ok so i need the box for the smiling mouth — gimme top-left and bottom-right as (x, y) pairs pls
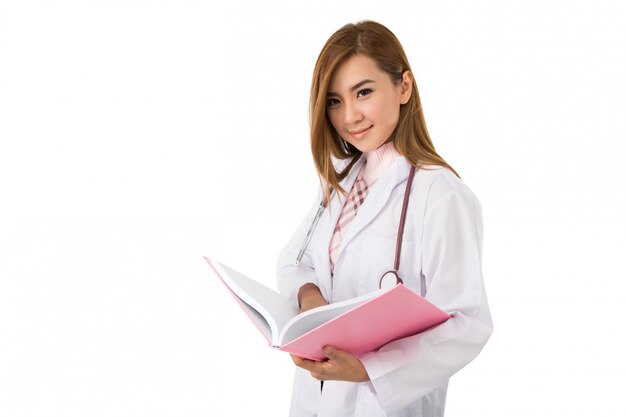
(349, 125), (373, 136)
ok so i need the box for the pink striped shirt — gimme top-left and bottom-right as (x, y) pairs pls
(329, 141), (400, 274)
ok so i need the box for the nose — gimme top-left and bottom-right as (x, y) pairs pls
(343, 100), (363, 127)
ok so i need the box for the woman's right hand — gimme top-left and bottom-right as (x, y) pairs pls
(297, 283), (328, 312)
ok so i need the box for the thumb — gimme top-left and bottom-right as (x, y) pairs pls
(323, 345), (339, 359)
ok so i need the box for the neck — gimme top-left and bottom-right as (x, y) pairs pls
(361, 142), (400, 186)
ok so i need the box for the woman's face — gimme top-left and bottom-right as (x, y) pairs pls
(326, 54), (412, 153)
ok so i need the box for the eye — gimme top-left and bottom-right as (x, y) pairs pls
(326, 97), (340, 107)
(357, 88), (373, 98)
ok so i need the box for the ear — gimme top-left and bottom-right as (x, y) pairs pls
(399, 70), (413, 105)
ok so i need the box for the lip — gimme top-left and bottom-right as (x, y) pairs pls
(349, 125), (373, 139)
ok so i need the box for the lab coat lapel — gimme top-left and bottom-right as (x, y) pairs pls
(311, 157), (366, 288)
(336, 157), (411, 261)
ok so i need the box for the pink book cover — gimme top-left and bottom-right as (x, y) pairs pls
(206, 257), (451, 361)
(281, 285), (451, 361)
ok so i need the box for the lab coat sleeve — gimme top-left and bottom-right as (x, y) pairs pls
(276, 190), (324, 310)
(359, 178), (493, 415)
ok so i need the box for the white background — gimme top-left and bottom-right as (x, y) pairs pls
(1, 0), (625, 416)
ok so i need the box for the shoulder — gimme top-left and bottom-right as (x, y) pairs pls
(415, 164), (481, 212)
(331, 154), (353, 169)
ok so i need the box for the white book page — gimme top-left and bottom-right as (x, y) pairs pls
(211, 260), (299, 345)
(278, 289), (383, 345)
(231, 293), (273, 343)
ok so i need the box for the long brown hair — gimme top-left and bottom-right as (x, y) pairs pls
(309, 20), (459, 204)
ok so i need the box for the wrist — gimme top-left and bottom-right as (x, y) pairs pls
(298, 283), (327, 312)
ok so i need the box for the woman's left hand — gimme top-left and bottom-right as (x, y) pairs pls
(291, 346), (370, 382)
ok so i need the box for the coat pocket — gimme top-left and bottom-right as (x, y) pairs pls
(357, 236), (422, 295)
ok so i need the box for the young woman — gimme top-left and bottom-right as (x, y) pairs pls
(276, 20), (493, 417)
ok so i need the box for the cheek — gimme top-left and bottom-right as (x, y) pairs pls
(378, 100), (400, 129)
(327, 111), (343, 133)
(366, 96), (395, 123)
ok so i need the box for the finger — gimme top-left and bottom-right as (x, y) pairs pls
(319, 347), (368, 382)
(291, 354), (319, 369)
(323, 345), (338, 360)
(323, 345), (351, 363)
(310, 371), (325, 381)
(292, 356), (322, 374)
(290, 354), (303, 366)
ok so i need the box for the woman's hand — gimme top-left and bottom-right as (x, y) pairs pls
(291, 346), (370, 382)
(298, 283), (328, 312)
(294, 285), (368, 381)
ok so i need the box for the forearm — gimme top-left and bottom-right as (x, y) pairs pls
(297, 283), (328, 312)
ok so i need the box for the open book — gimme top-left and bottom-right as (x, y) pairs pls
(206, 257), (451, 361)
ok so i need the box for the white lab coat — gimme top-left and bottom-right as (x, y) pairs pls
(277, 155), (493, 417)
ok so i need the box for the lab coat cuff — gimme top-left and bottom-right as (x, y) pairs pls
(360, 352), (396, 414)
(284, 274), (319, 310)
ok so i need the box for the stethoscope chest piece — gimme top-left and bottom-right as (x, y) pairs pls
(379, 270), (403, 289)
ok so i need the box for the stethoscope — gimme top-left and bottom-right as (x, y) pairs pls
(294, 165), (416, 290)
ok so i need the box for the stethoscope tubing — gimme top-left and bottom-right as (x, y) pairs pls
(294, 200), (326, 266)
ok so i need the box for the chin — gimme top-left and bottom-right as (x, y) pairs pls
(355, 142), (384, 153)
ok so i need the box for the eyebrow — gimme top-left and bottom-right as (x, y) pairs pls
(327, 79), (376, 97)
